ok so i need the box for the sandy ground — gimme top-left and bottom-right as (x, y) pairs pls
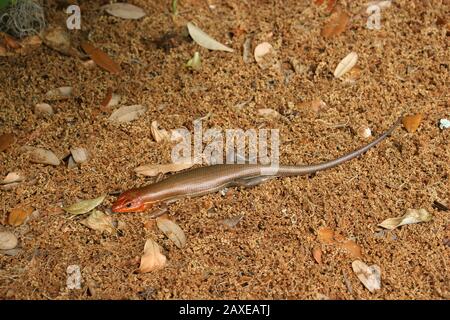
(0, 0), (449, 299)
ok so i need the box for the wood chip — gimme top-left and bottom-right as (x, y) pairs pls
(80, 210), (116, 234)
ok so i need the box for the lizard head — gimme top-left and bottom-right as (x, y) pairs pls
(112, 190), (152, 213)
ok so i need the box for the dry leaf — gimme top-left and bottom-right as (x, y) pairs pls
(101, 88), (120, 110)
(45, 86), (73, 101)
(312, 246), (322, 264)
(187, 22), (234, 52)
(357, 126), (372, 139)
(378, 208), (432, 230)
(402, 114), (423, 133)
(220, 214), (245, 228)
(151, 121), (171, 142)
(343, 66), (362, 83)
(80, 210), (116, 234)
(67, 155), (77, 169)
(102, 3), (146, 19)
(17, 35), (42, 55)
(135, 162), (194, 177)
(35, 103), (54, 116)
(81, 42), (121, 74)
(8, 206), (34, 226)
(139, 239), (167, 273)
(70, 147), (89, 164)
(257, 108), (281, 119)
(109, 105), (147, 123)
(321, 9), (350, 38)
(352, 260), (381, 293)
(2, 32), (21, 49)
(156, 217), (186, 249)
(41, 27), (78, 56)
(63, 194), (107, 215)
(0, 231), (18, 250)
(24, 147), (60, 166)
(254, 42), (278, 69)
(0, 133), (15, 152)
(339, 240), (362, 259)
(1, 172), (24, 185)
(334, 52), (358, 78)
(317, 227), (335, 244)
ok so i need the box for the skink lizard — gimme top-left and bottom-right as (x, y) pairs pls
(112, 117), (400, 215)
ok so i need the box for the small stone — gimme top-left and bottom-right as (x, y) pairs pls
(0, 231), (18, 250)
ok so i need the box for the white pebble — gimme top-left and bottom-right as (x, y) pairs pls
(438, 118), (450, 130)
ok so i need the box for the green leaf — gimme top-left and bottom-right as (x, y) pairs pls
(64, 194), (106, 215)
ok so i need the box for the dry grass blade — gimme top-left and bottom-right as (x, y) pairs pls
(156, 217), (186, 249)
(81, 42), (121, 74)
(139, 239), (167, 273)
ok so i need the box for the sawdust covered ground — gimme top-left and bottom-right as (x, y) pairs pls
(0, 0), (449, 299)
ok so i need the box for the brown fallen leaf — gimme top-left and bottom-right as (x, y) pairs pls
(139, 239), (167, 273)
(312, 246), (322, 264)
(80, 210), (116, 234)
(156, 217), (187, 249)
(0, 133), (15, 152)
(81, 42), (121, 74)
(402, 113), (423, 133)
(24, 147), (60, 166)
(321, 7), (350, 38)
(1, 32), (21, 49)
(1, 172), (25, 185)
(8, 206), (34, 226)
(41, 26), (79, 57)
(109, 105), (147, 123)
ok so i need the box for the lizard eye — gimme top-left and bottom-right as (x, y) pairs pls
(126, 202), (132, 208)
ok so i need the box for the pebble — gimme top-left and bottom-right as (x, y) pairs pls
(0, 231), (18, 250)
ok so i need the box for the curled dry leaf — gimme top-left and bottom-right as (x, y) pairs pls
(70, 147), (89, 164)
(80, 210), (116, 234)
(257, 108), (281, 119)
(187, 22), (234, 52)
(8, 206), (34, 226)
(352, 260), (381, 293)
(156, 217), (187, 249)
(139, 239), (167, 273)
(102, 3), (146, 19)
(334, 52), (358, 78)
(63, 194), (106, 215)
(312, 246), (323, 264)
(0, 231), (18, 250)
(45, 86), (73, 101)
(41, 26), (78, 57)
(220, 214), (245, 228)
(402, 113), (423, 133)
(81, 42), (121, 74)
(254, 42), (278, 70)
(1, 172), (24, 185)
(0, 133), (15, 152)
(321, 8), (350, 38)
(151, 121), (171, 142)
(109, 105), (147, 123)
(378, 208), (432, 230)
(35, 103), (54, 116)
(135, 162), (194, 177)
(25, 147), (60, 166)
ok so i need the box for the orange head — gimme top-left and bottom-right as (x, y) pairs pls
(112, 190), (153, 213)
